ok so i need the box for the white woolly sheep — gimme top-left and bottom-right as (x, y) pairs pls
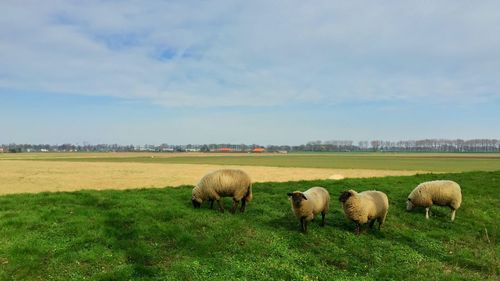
(191, 169), (253, 213)
(339, 190), (389, 235)
(287, 186), (330, 233)
(406, 180), (462, 221)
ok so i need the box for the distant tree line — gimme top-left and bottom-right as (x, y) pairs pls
(0, 143), (265, 153)
(367, 139), (500, 152)
(1, 139), (499, 153)
(290, 139), (500, 152)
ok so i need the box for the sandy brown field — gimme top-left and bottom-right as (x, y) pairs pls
(0, 160), (427, 195)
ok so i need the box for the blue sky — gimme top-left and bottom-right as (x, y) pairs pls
(1, 1), (499, 145)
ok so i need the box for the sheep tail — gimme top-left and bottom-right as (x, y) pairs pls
(244, 183), (253, 202)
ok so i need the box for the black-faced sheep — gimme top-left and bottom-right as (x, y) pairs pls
(287, 186), (330, 233)
(191, 169), (253, 213)
(339, 190), (389, 235)
(406, 180), (462, 221)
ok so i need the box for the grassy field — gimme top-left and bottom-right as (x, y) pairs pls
(4, 152), (499, 172)
(0, 171), (498, 280)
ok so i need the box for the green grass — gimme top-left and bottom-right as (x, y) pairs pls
(0, 171), (498, 280)
(25, 153), (500, 172)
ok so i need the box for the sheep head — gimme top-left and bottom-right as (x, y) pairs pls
(192, 186), (203, 208)
(406, 198), (414, 211)
(192, 196), (202, 208)
(339, 190), (356, 203)
(287, 192), (307, 208)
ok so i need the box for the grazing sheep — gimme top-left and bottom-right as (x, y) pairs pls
(191, 169), (253, 213)
(406, 180), (462, 221)
(339, 190), (389, 235)
(287, 187), (330, 233)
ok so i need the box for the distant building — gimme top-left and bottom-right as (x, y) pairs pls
(252, 148), (265, 153)
(0, 148), (3, 153)
(216, 148), (234, 152)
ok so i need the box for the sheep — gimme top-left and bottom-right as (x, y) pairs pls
(191, 169), (253, 213)
(406, 180), (462, 221)
(339, 190), (389, 235)
(287, 187), (330, 233)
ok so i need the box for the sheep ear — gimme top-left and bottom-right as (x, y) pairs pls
(301, 193), (307, 200)
(287, 192), (293, 197)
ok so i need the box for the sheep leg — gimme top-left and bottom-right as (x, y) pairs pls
(451, 209), (456, 221)
(230, 199), (239, 214)
(240, 199), (246, 213)
(369, 219), (375, 229)
(379, 213), (387, 230)
(217, 199), (224, 213)
(209, 199), (214, 209)
(300, 217), (308, 233)
(425, 207), (430, 219)
(320, 212), (326, 227)
(378, 218), (384, 230)
(355, 222), (361, 236)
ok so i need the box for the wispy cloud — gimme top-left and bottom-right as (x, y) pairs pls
(1, 0), (499, 108)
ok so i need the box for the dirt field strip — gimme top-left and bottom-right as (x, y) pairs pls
(0, 160), (428, 195)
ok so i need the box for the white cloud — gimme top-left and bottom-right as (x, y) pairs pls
(1, 0), (499, 107)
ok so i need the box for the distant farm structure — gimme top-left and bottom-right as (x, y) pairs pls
(209, 144), (265, 153)
(1, 139), (500, 153)
(216, 147), (234, 153)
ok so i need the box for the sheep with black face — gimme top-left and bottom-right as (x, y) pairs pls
(287, 186), (330, 233)
(339, 190), (389, 235)
(191, 169), (253, 213)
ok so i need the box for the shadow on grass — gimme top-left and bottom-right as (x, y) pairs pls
(263, 209), (363, 235)
(266, 213), (304, 232)
(395, 231), (492, 274)
(103, 210), (157, 278)
(335, 219), (389, 237)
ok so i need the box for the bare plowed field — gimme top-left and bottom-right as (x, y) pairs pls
(0, 160), (426, 195)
